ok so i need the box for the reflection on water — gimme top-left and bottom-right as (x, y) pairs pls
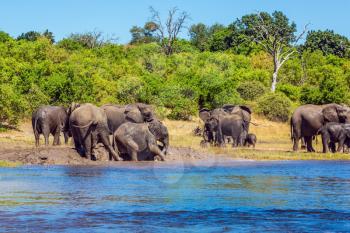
(1, 161), (350, 232)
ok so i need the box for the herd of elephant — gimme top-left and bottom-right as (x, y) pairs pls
(32, 103), (169, 161)
(31, 102), (350, 161)
(198, 103), (350, 154)
(198, 104), (257, 148)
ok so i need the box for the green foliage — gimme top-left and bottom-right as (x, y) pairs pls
(130, 21), (158, 44)
(1, 20), (350, 126)
(304, 30), (350, 58)
(17, 30), (54, 43)
(300, 65), (350, 104)
(0, 84), (26, 125)
(237, 80), (267, 100)
(0, 31), (12, 42)
(257, 93), (292, 122)
(276, 84), (301, 102)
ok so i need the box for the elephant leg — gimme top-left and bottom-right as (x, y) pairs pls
(292, 136), (300, 151)
(43, 127), (50, 146)
(300, 137), (306, 150)
(99, 131), (122, 161)
(83, 133), (92, 160)
(337, 137), (346, 153)
(34, 132), (40, 147)
(64, 132), (69, 145)
(304, 136), (314, 152)
(71, 128), (82, 154)
(53, 128), (61, 146)
(149, 144), (165, 161)
(321, 133), (329, 153)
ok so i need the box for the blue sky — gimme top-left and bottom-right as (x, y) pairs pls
(1, 0), (349, 44)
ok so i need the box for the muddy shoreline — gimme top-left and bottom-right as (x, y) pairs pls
(0, 142), (236, 166)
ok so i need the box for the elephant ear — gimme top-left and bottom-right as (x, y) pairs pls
(322, 105), (339, 122)
(136, 103), (154, 121)
(199, 108), (211, 122)
(239, 105), (252, 114)
(125, 105), (142, 122)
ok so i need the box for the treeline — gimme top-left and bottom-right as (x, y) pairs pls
(0, 10), (350, 126)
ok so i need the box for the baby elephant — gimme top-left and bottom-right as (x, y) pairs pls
(244, 133), (257, 148)
(113, 122), (165, 161)
(318, 122), (350, 153)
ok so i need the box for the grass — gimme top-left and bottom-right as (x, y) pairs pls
(0, 160), (22, 167)
(163, 114), (350, 160)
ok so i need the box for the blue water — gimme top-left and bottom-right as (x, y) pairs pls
(0, 161), (350, 232)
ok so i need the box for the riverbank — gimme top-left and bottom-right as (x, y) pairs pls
(0, 115), (349, 167)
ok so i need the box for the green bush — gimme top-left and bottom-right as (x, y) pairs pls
(0, 84), (26, 126)
(276, 84), (301, 102)
(257, 93), (292, 122)
(300, 65), (349, 104)
(237, 80), (267, 100)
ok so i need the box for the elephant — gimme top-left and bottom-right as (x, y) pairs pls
(291, 104), (350, 152)
(113, 122), (166, 161)
(205, 114), (246, 147)
(32, 105), (69, 147)
(244, 133), (257, 148)
(101, 103), (155, 134)
(68, 103), (122, 161)
(317, 122), (350, 153)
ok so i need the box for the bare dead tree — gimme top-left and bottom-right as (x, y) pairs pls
(246, 12), (309, 92)
(150, 7), (190, 55)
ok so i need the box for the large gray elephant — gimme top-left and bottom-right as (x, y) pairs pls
(68, 103), (122, 161)
(205, 114), (246, 147)
(32, 105), (69, 147)
(291, 104), (350, 152)
(113, 122), (166, 161)
(101, 103), (154, 134)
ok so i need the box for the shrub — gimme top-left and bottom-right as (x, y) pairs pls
(237, 80), (267, 101)
(257, 93), (291, 122)
(300, 65), (349, 104)
(0, 84), (26, 126)
(167, 99), (197, 120)
(276, 84), (301, 102)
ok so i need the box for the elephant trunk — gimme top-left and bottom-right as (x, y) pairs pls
(162, 136), (169, 155)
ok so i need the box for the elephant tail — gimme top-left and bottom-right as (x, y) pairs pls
(290, 117), (294, 141)
(248, 121), (259, 126)
(33, 117), (39, 136)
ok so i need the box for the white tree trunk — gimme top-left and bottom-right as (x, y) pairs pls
(271, 71), (278, 92)
(271, 57), (280, 92)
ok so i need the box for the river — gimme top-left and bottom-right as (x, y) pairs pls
(0, 160), (350, 232)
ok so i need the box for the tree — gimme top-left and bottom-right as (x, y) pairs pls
(17, 31), (41, 41)
(239, 11), (308, 92)
(66, 31), (116, 48)
(130, 21), (158, 44)
(0, 31), (12, 42)
(17, 30), (54, 43)
(150, 7), (190, 55)
(304, 30), (350, 58)
(189, 23), (209, 51)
